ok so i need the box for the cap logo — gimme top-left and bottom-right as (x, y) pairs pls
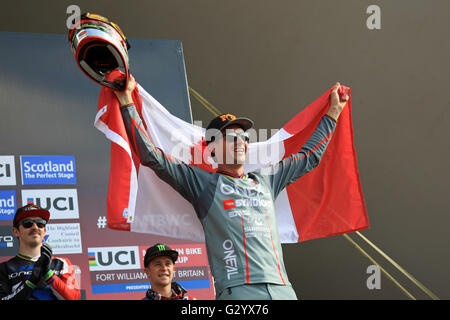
(23, 205), (38, 211)
(220, 114), (236, 122)
(157, 244), (166, 251)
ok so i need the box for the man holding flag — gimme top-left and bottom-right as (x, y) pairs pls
(113, 75), (349, 300)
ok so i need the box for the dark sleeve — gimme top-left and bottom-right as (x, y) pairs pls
(0, 262), (33, 300)
(120, 104), (209, 204)
(260, 115), (337, 198)
(48, 257), (81, 300)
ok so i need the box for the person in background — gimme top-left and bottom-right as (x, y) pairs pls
(0, 204), (80, 300)
(143, 243), (196, 300)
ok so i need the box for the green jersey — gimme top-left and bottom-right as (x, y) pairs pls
(121, 105), (336, 295)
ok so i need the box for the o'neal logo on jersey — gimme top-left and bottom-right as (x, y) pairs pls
(222, 198), (271, 210)
(222, 240), (239, 280)
(220, 183), (264, 197)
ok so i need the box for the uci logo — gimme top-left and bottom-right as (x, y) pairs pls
(31, 197), (74, 211)
(21, 189), (79, 220)
(88, 246), (141, 271)
(0, 156), (16, 186)
(0, 163), (11, 178)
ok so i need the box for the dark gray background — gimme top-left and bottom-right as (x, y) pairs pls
(0, 0), (448, 299)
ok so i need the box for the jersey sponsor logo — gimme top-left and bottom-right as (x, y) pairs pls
(220, 183), (264, 197)
(223, 199), (235, 210)
(222, 240), (239, 280)
(223, 197), (270, 210)
(236, 198), (270, 208)
(20, 155), (77, 185)
(227, 209), (249, 218)
(244, 223), (271, 239)
(0, 156), (16, 186)
(6, 262), (68, 280)
(9, 270), (32, 280)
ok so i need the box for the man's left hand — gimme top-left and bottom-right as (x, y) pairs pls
(327, 82), (349, 121)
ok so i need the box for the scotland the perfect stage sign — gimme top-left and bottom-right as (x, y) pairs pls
(20, 156), (77, 185)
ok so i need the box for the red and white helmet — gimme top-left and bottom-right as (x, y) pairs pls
(68, 13), (130, 91)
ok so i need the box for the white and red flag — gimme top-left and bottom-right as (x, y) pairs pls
(94, 81), (369, 243)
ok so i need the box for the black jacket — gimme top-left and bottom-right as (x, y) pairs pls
(0, 253), (80, 300)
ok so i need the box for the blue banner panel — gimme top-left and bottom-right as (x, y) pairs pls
(91, 279), (210, 294)
(0, 190), (16, 221)
(20, 155), (77, 185)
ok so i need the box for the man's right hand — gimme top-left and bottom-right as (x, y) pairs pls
(114, 74), (137, 106)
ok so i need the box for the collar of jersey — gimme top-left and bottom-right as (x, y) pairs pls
(217, 170), (246, 179)
(17, 253), (33, 261)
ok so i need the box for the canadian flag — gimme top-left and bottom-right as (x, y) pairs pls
(94, 81), (369, 243)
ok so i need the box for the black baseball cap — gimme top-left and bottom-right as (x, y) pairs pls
(206, 113), (253, 144)
(13, 204), (50, 228)
(144, 243), (179, 267)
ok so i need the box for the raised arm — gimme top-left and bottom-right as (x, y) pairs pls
(114, 75), (208, 204)
(262, 82), (349, 198)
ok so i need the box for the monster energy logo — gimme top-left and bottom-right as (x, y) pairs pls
(157, 244), (166, 251)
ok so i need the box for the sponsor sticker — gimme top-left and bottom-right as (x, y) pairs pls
(20, 155), (77, 185)
(76, 29), (88, 42)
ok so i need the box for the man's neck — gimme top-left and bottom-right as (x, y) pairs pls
(152, 283), (173, 298)
(19, 245), (41, 259)
(217, 164), (245, 178)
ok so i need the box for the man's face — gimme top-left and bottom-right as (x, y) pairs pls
(144, 256), (174, 287)
(213, 125), (249, 165)
(12, 216), (47, 248)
